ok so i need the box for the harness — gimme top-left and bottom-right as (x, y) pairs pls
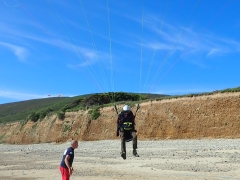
(118, 111), (134, 131)
(123, 122), (133, 130)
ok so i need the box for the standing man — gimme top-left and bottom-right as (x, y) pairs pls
(116, 105), (139, 160)
(60, 140), (78, 180)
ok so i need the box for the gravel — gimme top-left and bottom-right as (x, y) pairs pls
(1, 139), (240, 179)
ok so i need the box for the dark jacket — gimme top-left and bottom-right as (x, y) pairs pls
(117, 110), (135, 132)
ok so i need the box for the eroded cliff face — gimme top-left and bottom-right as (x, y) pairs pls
(0, 92), (240, 144)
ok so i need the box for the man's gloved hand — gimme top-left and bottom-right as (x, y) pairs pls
(116, 130), (119, 137)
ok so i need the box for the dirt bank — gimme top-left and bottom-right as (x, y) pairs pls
(0, 92), (240, 144)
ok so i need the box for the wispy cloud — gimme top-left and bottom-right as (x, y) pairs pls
(3, 0), (20, 7)
(0, 90), (75, 104)
(144, 21), (240, 58)
(0, 90), (46, 101)
(207, 48), (221, 57)
(65, 49), (111, 73)
(121, 8), (240, 58)
(218, 38), (240, 52)
(142, 42), (171, 51)
(0, 41), (28, 61)
(0, 22), (109, 67)
(76, 48), (98, 67)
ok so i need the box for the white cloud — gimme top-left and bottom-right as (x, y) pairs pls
(60, 41), (110, 68)
(0, 23), (110, 68)
(145, 22), (240, 61)
(0, 90), (46, 101)
(0, 41), (28, 61)
(3, 0), (20, 7)
(207, 48), (221, 57)
(219, 38), (240, 51)
(0, 24), (106, 66)
(0, 90), (75, 104)
(202, 47), (223, 57)
(143, 42), (171, 50)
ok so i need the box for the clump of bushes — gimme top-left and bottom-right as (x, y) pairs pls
(88, 107), (100, 120)
(28, 108), (54, 122)
(23, 93), (148, 122)
(57, 111), (65, 120)
(28, 112), (39, 122)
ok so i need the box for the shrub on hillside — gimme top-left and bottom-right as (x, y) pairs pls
(28, 112), (39, 122)
(88, 107), (100, 120)
(61, 98), (84, 112)
(57, 111), (65, 120)
(82, 92), (146, 107)
(20, 119), (28, 131)
(39, 108), (54, 120)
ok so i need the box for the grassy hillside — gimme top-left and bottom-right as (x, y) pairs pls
(0, 92), (167, 124)
(0, 97), (78, 124)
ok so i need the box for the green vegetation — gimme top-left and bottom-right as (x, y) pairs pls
(88, 107), (100, 120)
(28, 112), (39, 122)
(50, 118), (56, 128)
(0, 97), (75, 124)
(62, 122), (72, 132)
(218, 86), (240, 93)
(57, 111), (65, 120)
(178, 86), (240, 99)
(0, 133), (6, 143)
(20, 119), (28, 131)
(32, 122), (38, 131)
(0, 92), (155, 124)
(0, 87), (239, 124)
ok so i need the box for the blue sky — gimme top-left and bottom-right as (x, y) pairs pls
(0, 0), (239, 104)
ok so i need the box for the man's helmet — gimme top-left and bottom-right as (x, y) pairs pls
(123, 105), (130, 111)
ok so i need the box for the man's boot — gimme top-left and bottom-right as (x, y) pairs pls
(133, 149), (139, 157)
(121, 151), (126, 160)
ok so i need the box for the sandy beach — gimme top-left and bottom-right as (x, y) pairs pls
(1, 139), (240, 180)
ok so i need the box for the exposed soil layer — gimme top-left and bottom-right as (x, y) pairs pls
(1, 92), (240, 144)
